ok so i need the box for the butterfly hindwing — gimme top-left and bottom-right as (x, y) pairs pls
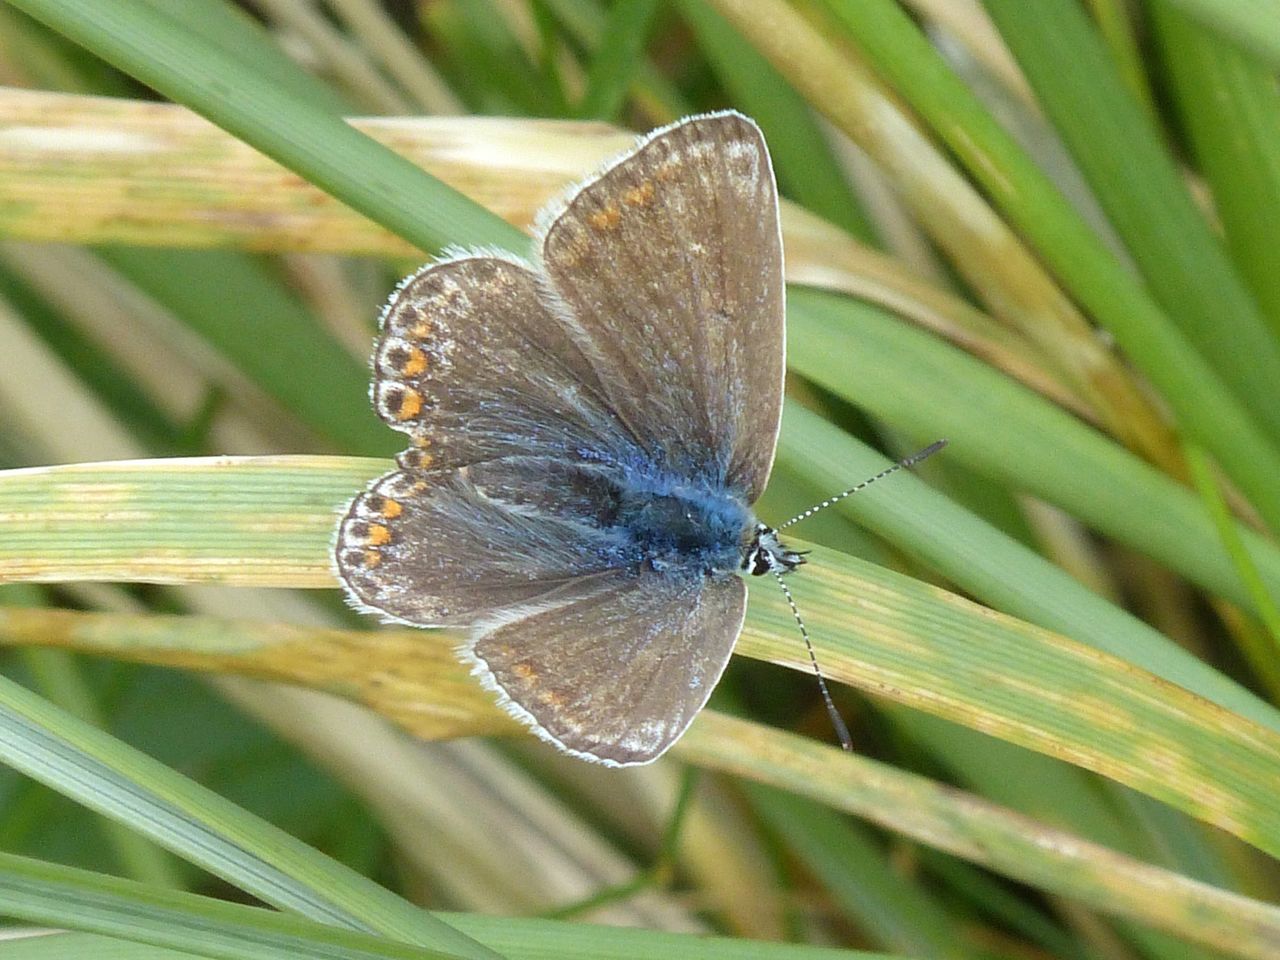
(336, 460), (637, 627)
(469, 570), (747, 765)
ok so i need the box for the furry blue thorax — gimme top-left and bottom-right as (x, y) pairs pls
(614, 478), (753, 578)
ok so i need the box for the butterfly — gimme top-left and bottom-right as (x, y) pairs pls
(335, 112), (795, 766)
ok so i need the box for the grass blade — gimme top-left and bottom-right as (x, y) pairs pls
(983, 0), (1280, 445)
(0, 671), (501, 959)
(1153, 1), (1280, 336)
(0, 850), (457, 960)
(2, 457), (1280, 857)
(574, 0), (659, 121)
(1158, 0), (1280, 69)
(5, 0), (526, 256)
(789, 0), (1280, 529)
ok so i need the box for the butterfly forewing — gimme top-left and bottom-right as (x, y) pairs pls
(537, 112), (785, 499)
(369, 254), (630, 474)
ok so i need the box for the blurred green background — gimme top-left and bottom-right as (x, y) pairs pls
(2, 2), (1280, 960)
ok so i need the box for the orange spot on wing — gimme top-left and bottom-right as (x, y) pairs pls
(363, 549), (382, 568)
(402, 346), (428, 376)
(588, 204), (622, 230)
(380, 498), (403, 519)
(367, 524), (391, 546)
(399, 447), (433, 471)
(395, 388), (423, 420)
(623, 181), (654, 206)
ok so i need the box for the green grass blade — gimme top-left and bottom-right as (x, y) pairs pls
(0, 672), (502, 959)
(0, 838), (883, 960)
(0, 850), (459, 960)
(681, 714), (1280, 960)
(893, 707), (1161, 856)
(983, 0), (1280, 444)
(915, 852), (1091, 960)
(1158, 0), (1280, 69)
(96, 248), (390, 456)
(4, 579), (1280, 949)
(135, 0), (354, 114)
(0, 5), (136, 94)
(738, 548), (1280, 858)
(748, 786), (970, 959)
(5, 0), (526, 257)
(1085, 0), (1161, 124)
(1185, 444), (1280, 690)
(785, 290), (1280, 653)
(1153, 1), (1280, 336)
(17, 645), (184, 889)
(424, 0), (566, 116)
(574, 0), (659, 121)
(804, 0), (1280, 531)
(538, 0), (692, 120)
(5, 924), (893, 960)
(2, 598), (1278, 956)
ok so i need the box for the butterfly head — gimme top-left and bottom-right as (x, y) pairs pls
(741, 522), (807, 577)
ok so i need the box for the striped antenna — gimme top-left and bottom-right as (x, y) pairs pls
(779, 439), (947, 530)
(771, 438), (946, 752)
(772, 570), (853, 751)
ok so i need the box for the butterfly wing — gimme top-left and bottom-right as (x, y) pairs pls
(470, 570), (747, 765)
(339, 456), (747, 765)
(337, 460), (634, 626)
(337, 114), (783, 764)
(338, 251), (646, 623)
(368, 253), (640, 475)
(536, 110), (785, 500)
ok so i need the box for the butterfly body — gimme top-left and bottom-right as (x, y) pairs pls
(336, 111), (786, 766)
(614, 473), (751, 578)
